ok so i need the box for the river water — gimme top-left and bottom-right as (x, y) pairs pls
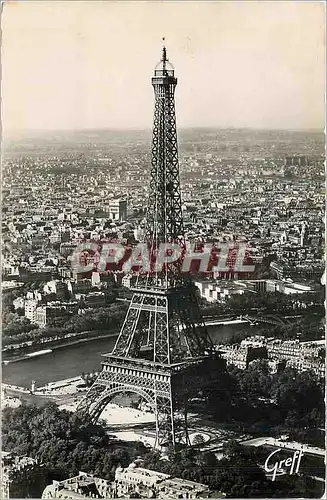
(2, 323), (258, 388)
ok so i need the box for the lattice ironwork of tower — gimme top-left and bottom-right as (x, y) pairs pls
(78, 45), (226, 450)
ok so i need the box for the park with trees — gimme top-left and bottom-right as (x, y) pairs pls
(201, 361), (325, 448)
(2, 403), (146, 498)
(2, 402), (324, 498)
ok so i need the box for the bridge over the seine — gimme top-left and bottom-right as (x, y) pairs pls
(240, 314), (292, 326)
(203, 314), (293, 327)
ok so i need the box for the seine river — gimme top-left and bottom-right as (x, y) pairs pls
(2, 323), (258, 388)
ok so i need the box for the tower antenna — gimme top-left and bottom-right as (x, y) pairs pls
(162, 37), (167, 71)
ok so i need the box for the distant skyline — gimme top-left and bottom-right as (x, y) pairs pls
(2, 1), (325, 133)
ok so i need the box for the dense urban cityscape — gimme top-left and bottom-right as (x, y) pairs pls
(2, 126), (325, 498)
(1, 1), (325, 499)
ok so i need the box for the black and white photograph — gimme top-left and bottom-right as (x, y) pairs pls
(1, 1), (326, 498)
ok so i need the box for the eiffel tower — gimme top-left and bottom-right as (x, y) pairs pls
(78, 44), (224, 450)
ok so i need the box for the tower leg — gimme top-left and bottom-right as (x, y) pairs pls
(154, 392), (190, 450)
(155, 394), (175, 449)
(77, 382), (106, 422)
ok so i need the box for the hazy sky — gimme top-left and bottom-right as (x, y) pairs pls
(2, 1), (325, 132)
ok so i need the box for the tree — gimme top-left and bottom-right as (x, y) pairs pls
(2, 403), (148, 490)
(192, 433), (205, 446)
(222, 440), (243, 458)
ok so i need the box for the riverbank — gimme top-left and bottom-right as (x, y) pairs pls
(2, 318), (248, 364)
(2, 375), (88, 407)
(2, 330), (120, 364)
(2, 322), (258, 388)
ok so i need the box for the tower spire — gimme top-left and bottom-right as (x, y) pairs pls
(162, 37), (167, 70)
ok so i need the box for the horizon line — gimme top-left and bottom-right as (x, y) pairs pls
(3, 125), (325, 136)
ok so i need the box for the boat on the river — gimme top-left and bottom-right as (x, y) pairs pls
(2, 348), (53, 364)
(26, 349), (53, 358)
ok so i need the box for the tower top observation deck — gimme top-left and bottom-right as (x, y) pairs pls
(152, 41), (177, 85)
